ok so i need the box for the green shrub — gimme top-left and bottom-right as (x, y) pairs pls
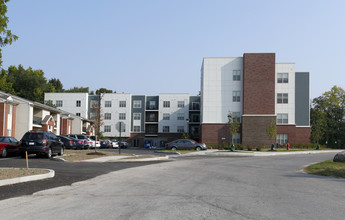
(256, 146), (262, 151)
(247, 145), (253, 151)
(236, 144), (244, 150)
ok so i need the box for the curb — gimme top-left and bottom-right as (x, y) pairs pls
(0, 168), (55, 187)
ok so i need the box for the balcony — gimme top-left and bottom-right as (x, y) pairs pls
(33, 116), (42, 125)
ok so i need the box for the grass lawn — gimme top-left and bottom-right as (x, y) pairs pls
(0, 168), (49, 180)
(304, 160), (345, 178)
(60, 150), (133, 162)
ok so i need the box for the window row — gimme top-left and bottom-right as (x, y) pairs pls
(103, 113), (127, 120)
(103, 124), (127, 133)
(162, 126), (185, 133)
(104, 100), (127, 108)
(163, 113), (185, 120)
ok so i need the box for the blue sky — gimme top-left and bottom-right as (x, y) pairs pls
(2, 0), (345, 98)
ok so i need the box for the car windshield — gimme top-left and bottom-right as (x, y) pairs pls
(0, 137), (10, 143)
(23, 133), (44, 140)
(77, 135), (86, 139)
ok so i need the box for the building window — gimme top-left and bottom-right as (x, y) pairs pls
(105, 113), (111, 120)
(76, 113), (81, 116)
(232, 112), (241, 123)
(277, 134), (288, 144)
(148, 113), (156, 121)
(104, 125), (111, 132)
(277, 73), (289, 83)
(119, 101), (126, 108)
(277, 93), (288, 104)
(56, 100), (63, 107)
(90, 100), (98, 108)
(163, 113), (170, 120)
(149, 101), (156, 109)
(233, 91), (241, 102)
(76, 100), (81, 107)
(232, 133), (240, 145)
(119, 113), (126, 120)
(177, 126), (184, 133)
(133, 100), (142, 108)
(233, 70), (241, 81)
(277, 114), (288, 124)
(133, 126), (141, 132)
(192, 102), (200, 110)
(105, 101), (112, 107)
(163, 101), (170, 108)
(163, 126), (170, 133)
(178, 101), (184, 108)
(177, 113), (184, 120)
(191, 114), (200, 122)
(133, 113), (141, 120)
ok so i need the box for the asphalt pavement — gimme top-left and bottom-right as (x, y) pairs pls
(1, 153), (344, 219)
(0, 148), (170, 201)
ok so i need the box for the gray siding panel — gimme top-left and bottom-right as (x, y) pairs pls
(131, 95), (146, 132)
(295, 72), (310, 126)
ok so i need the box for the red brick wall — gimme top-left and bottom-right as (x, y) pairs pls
(243, 53), (276, 114)
(0, 103), (5, 136)
(201, 124), (231, 146)
(277, 125), (311, 144)
(242, 116), (276, 146)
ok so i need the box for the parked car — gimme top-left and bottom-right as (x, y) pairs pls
(0, 136), (21, 158)
(87, 138), (100, 149)
(58, 136), (77, 150)
(119, 141), (128, 149)
(165, 139), (207, 151)
(66, 134), (89, 149)
(20, 131), (64, 158)
(69, 137), (84, 150)
(100, 140), (112, 148)
(110, 140), (119, 149)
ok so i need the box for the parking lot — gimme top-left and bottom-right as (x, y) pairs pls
(0, 148), (170, 201)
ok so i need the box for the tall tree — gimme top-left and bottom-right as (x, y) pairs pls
(266, 118), (277, 144)
(48, 78), (63, 92)
(64, 86), (89, 93)
(6, 65), (53, 103)
(311, 86), (345, 148)
(0, 0), (18, 66)
(96, 88), (113, 95)
(0, 68), (14, 93)
(227, 112), (240, 145)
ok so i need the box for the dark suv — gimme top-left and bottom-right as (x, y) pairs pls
(20, 131), (64, 158)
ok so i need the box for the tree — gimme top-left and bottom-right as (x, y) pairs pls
(266, 118), (277, 143)
(48, 78), (63, 92)
(227, 112), (240, 145)
(64, 86), (89, 93)
(90, 94), (104, 152)
(0, 0), (18, 66)
(96, 88), (113, 95)
(0, 69), (15, 94)
(310, 86), (345, 148)
(5, 65), (54, 103)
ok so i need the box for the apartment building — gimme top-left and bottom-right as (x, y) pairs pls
(200, 53), (310, 146)
(44, 93), (201, 147)
(45, 93), (89, 118)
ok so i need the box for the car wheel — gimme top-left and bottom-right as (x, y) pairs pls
(1, 147), (7, 158)
(195, 146), (202, 151)
(46, 147), (52, 158)
(58, 147), (64, 156)
(171, 147), (177, 151)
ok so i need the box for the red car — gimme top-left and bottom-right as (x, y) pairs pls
(0, 136), (21, 158)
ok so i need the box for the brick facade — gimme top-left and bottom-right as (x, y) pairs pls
(242, 115), (276, 146)
(277, 125), (311, 145)
(201, 124), (230, 146)
(243, 53), (275, 114)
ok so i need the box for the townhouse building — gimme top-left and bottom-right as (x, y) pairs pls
(0, 90), (94, 141)
(200, 53), (310, 146)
